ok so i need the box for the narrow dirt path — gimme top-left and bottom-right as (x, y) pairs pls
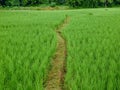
(45, 16), (69, 90)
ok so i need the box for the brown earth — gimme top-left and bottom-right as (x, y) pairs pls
(45, 16), (69, 90)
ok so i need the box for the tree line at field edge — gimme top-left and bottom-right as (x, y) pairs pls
(0, 0), (120, 8)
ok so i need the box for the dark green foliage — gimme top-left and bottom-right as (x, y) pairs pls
(50, 2), (56, 7)
(66, 0), (120, 8)
(0, 0), (120, 7)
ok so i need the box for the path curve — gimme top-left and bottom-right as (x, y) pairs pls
(45, 15), (69, 90)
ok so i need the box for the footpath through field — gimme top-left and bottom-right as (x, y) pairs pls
(45, 16), (69, 90)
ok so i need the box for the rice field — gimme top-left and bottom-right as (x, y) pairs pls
(0, 8), (120, 90)
(0, 11), (65, 90)
(62, 9), (120, 90)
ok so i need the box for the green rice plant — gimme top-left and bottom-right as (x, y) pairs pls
(62, 8), (120, 90)
(0, 10), (66, 90)
(0, 8), (120, 90)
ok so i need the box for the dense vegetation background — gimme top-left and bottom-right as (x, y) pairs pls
(0, 0), (120, 8)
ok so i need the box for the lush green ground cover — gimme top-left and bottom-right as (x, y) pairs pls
(62, 9), (120, 90)
(0, 11), (65, 90)
(0, 8), (120, 90)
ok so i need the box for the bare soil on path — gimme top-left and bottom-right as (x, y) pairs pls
(45, 16), (69, 90)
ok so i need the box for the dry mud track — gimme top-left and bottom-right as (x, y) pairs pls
(45, 16), (69, 90)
